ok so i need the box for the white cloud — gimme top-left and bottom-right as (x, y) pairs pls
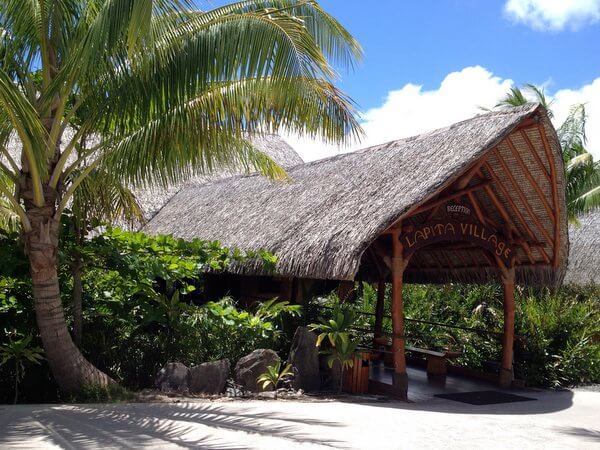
(287, 66), (600, 162)
(552, 77), (600, 158)
(504, 0), (600, 30)
(287, 66), (513, 161)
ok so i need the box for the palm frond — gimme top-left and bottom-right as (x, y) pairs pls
(68, 165), (145, 229)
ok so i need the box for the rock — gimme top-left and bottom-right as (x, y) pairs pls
(319, 354), (342, 390)
(188, 359), (230, 395)
(257, 391), (277, 399)
(235, 349), (280, 392)
(155, 362), (189, 392)
(288, 326), (321, 391)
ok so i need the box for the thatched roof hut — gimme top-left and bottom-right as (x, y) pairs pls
(145, 103), (568, 286)
(564, 210), (600, 286)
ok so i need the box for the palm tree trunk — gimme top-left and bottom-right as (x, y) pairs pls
(24, 203), (112, 394)
(72, 255), (83, 348)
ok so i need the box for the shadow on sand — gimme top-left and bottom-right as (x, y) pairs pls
(0, 402), (345, 449)
(345, 387), (574, 416)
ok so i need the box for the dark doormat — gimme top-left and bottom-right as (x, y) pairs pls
(434, 390), (536, 405)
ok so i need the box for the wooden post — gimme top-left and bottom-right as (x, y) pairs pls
(500, 266), (516, 388)
(391, 230), (408, 400)
(373, 280), (386, 340)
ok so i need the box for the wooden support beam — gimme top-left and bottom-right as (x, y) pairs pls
(405, 262), (549, 273)
(499, 266), (516, 388)
(515, 118), (539, 130)
(391, 229), (408, 400)
(492, 150), (554, 246)
(519, 129), (551, 182)
(469, 183), (535, 265)
(505, 137), (555, 221)
(537, 123), (562, 269)
(374, 280), (386, 341)
(409, 180), (493, 216)
(454, 158), (487, 190)
(480, 165), (551, 264)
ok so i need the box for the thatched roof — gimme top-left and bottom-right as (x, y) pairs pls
(145, 104), (568, 286)
(564, 210), (600, 286)
(2, 133), (303, 222)
(131, 135), (303, 221)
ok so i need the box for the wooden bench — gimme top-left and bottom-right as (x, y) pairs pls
(405, 346), (462, 376)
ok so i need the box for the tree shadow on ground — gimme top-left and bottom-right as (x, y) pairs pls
(0, 402), (345, 449)
(555, 426), (600, 444)
(340, 388), (574, 416)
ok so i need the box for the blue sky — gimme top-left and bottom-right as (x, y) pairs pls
(201, 1), (600, 160)
(318, 0), (600, 110)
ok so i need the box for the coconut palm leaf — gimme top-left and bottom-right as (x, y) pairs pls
(0, 0), (361, 393)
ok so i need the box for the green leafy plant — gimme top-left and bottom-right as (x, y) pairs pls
(257, 361), (294, 395)
(0, 331), (44, 403)
(310, 302), (360, 392)
(310, 304), (357, 347)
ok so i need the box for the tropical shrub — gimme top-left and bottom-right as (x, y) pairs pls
(0, 228), (298, 401)
(310, 302), (361, 391)
(310, 282), (599, 388)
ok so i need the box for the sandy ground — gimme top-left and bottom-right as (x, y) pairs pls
(0, 388), (598, 449)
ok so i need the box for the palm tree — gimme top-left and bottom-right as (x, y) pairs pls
(497, 84), (600, 223)
(0, 0), (362, 393)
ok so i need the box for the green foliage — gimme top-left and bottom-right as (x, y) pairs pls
(344, 281), (599, 388)
(0, 0), (362, 230)
(70, 383), (134, 404)
(321, 338), (359, 372)
(0, 227), (297, 400)
(515, 287), (599, 387)
(310, 304), (358, 347)
(310, 300), (360, 391)
(0, 331), (44, 403)
(257, 361), (294, 392)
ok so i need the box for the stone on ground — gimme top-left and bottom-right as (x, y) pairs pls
(288, 326), (320, 391)
(188, 359), (230, 395)
(235, 349), (280, 392)
(155, 362), (189, 392)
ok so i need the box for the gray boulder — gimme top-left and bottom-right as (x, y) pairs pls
(288, 326), (320, 391)
(235, 349), (280, 392)
(188, 359), (230, 395)
(155, 362), (189, 392)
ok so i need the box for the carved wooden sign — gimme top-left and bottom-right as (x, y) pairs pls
(402, 220), (514, 266)
(446, 203), (471, 216)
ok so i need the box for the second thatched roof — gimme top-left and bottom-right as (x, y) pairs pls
(564, 210), (600, 286)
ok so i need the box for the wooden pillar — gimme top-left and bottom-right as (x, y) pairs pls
(279, 277), (293, 302)
(391, 230), (408, 400)
(373, 280), (386, 340)
(499, 266), (516, 388)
